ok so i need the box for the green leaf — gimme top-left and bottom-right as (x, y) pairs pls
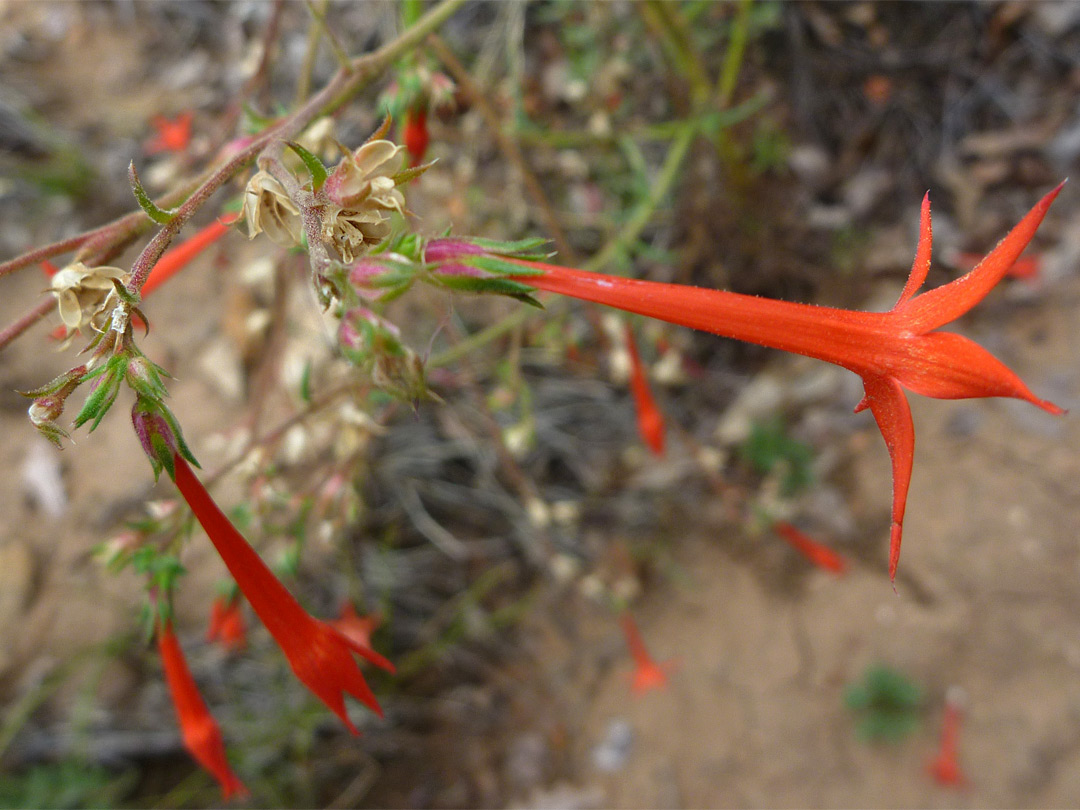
(286, 141), (328, 192)
(128, 162), (175, 225)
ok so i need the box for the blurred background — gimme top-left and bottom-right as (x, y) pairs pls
(1, 2), (1080, 806)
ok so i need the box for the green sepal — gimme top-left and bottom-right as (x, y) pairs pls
(35, 422), (71, 449)
(375, 278), (415, 304)
(17, 366), (86, 398)
(463, 254), (545, 277)
(286, 141), (329, 192)
(391, 159), (436, 186)
(72, 357), (126, 430)
(460, 236), (552, 259)
(161, 405), (199, 469)
(299, 359), (313, 403)
(78, 327), (109, 355)
(132, 307), (150, 337)
(128, 162), (176, 225)
(435, 274), (542, 307)
(109, 278), (142, 308)
(149, 433), (174, 480)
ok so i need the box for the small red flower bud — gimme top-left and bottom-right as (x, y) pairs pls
(131, 396), (197, 480)
(403, 108), (429, 167)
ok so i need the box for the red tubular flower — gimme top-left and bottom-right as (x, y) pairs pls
(402, 107), (430, 168)
(171, 452), (395, 734)
(620, 612), (677, 695)
(928, 697), (966, 787)
(157, 619), (248, 800)
(499, 185), (1065, 583)
(772, 521), (848, 576)
(207, 594), (247, 652)
(624, 323), (666, 456)
(145, 111), (194, 155)
(141, 214), (237, 297)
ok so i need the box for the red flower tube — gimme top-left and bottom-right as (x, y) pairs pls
(624, 323), (666, 456)
(170, 451), (394, 734)
(620, 612), (677, 695)
(772, 521), (848, 576)
(207, 594), (247, 652)
(928, 696), (966, 787)
(157, 619), (248, 800)
(493, 185), (1065, 583)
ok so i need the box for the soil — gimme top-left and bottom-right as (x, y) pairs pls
(2, 3), (1080, 808)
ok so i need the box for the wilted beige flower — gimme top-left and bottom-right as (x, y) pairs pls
(49, 262), (128, 331)
(320, 140), (405, 259)
(320, 206), (395, 263)
(240, 169), (302, 247)
(323, 140), (405, 208)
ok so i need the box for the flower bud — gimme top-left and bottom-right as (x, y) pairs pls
(28, 396), (64, 426)
(423, 238), (485, 264)
(131, 396), (197, 480)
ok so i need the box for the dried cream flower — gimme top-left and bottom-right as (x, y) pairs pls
(240, 169), (302, 247)
(320, 206), (395, 263)
(320, 140), (405, 259)
(49, 262), (127, 331)
(323, 140), (405, 208)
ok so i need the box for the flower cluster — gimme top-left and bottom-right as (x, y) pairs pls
(239, 127), (410, 263)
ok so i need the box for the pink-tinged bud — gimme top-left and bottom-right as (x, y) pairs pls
(132, 396), (197, 480)
(28, 396), (64, 426)
(348, 261), (386, 289)
(20, 364), (87, 448)
(339, 307), (401, 357)
(424, 238), (486, 264)
(126, 356), (167, 398)
(132, 399), (177, 456)
(347, 261), (396, 301)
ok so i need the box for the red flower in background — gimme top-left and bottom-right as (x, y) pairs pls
(207, 594), (247, 652)
(624, 323), (666, 456)
(332, 604), (382, 652)
(496, 184), (1064, 584)
(620, 612), (677, 695)
(928, 694), (966, 787)
(157, 619), (248, 800)
(772, 521), (848, 576)
(402, 107), (430, 167)
(145, 111), (193, 155)
(171, 452), (395, 734)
